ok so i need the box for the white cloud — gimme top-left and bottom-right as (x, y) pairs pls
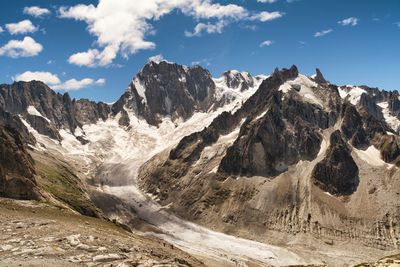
(0, 37), (43, 58)
(191, 58), (211, 66)
(0, 26), (3, 33)
(52, 78), (94, 90)
(185, 20), (226, 37)
(14, 71), (105, 91)
(260, 40), (273, 47)
(314, 28), (333, 37)
(14, 71), (60, 85)
(148, 54), (166, 63)
(5, 20), (38, 35)
(257, 0), (277, 3)
(67, 49), (101, 67)
(95, 78), (106, 85)
(338, 17), (359, 26)
(23, 6), (51, 17)
(249, 11), (283, 22)
(59, 0), (283, 66)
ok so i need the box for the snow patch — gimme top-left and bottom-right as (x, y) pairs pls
(377, 102), (400, 133)
(212, 73), (263, 112)
(338, 86), (367, 105)
(132, 78), (147, 104)
(354, 145), (388, 167)
(196, 119), (245, 172)
(26, 106), (50, 122)
(278, 75), (323, 107)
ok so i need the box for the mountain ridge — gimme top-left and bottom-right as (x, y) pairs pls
(1, 61), (400, 266)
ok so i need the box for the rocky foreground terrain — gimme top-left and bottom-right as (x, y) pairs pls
(1, 60), (400, 266)
(0, 198), (202, 267)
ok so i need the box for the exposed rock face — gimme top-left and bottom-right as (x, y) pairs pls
(0, 81), (110, 138)
(219, 94), (323, 176)
(221, 70), (254, 91)
(0, 123), (40, 200)
(359, 93), (384, 120)
(314, 68), (327, 84)
(0, 108), (35, 145)
(112, 61), (215, 125)
(376, 134), (400, 163)
(388, 91), (400, 117)
(25, 114), (61, 141)
(341, 103), (368, 148)
(73, 99), (111, 125)
(312, 130), (359, 195)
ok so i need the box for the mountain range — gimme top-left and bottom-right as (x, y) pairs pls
(1, 60), (400, 266)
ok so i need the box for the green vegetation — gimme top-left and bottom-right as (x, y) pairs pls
(34, 154), (99, 217)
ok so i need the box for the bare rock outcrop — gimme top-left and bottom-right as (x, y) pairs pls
(312, 130), (359, 195)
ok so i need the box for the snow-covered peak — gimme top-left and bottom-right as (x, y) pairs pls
(377, 101), (400, 133)
(213, 72), (264, 109)
(338, 86), (367, 105)
(217, 70), (256, 91)
(278, 74), (323, 107)
(147, 54), (173, 65)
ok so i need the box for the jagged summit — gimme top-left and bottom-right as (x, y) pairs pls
(313, 68), (328, 84)
(220, 70), (254, 91)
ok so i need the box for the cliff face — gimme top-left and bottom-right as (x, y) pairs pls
(0, 81), (111, 140)
(0, 118), (40, 200)
(111, 61), (216, 125)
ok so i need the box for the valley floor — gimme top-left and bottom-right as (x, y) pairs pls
(104, 185), (312, 267)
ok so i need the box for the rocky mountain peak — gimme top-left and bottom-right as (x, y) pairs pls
(221, 70), (255, 91)
(272, 65), (299, 81)
(113, 61), (216, 125)
(314, 68), (328, 84)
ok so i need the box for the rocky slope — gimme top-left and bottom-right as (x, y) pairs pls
(0, 197), (202, 267)
(0, 112), (40, 200)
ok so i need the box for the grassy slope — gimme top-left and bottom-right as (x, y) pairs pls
(32, 151), (100, 217)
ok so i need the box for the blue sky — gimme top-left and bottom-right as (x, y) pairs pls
(0, 0), (399, 102)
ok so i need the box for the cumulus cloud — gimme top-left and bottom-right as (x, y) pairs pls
(23, 6), (51, 17)
(95, 78), (106, 85)
(314, 29), (333, 37)
(14, 71), (106, 91)
(260, 40), (273, 47)
(67, 49), (101, 67)
(59, 0), (283, 66)
(338, 17), (359, 26)
(14, 71), (60, 85)
(0, 37), (43, 58)
(5, 20), (38, 35)
(53, 78), (94, 90)
(0, 26), (3, 33)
